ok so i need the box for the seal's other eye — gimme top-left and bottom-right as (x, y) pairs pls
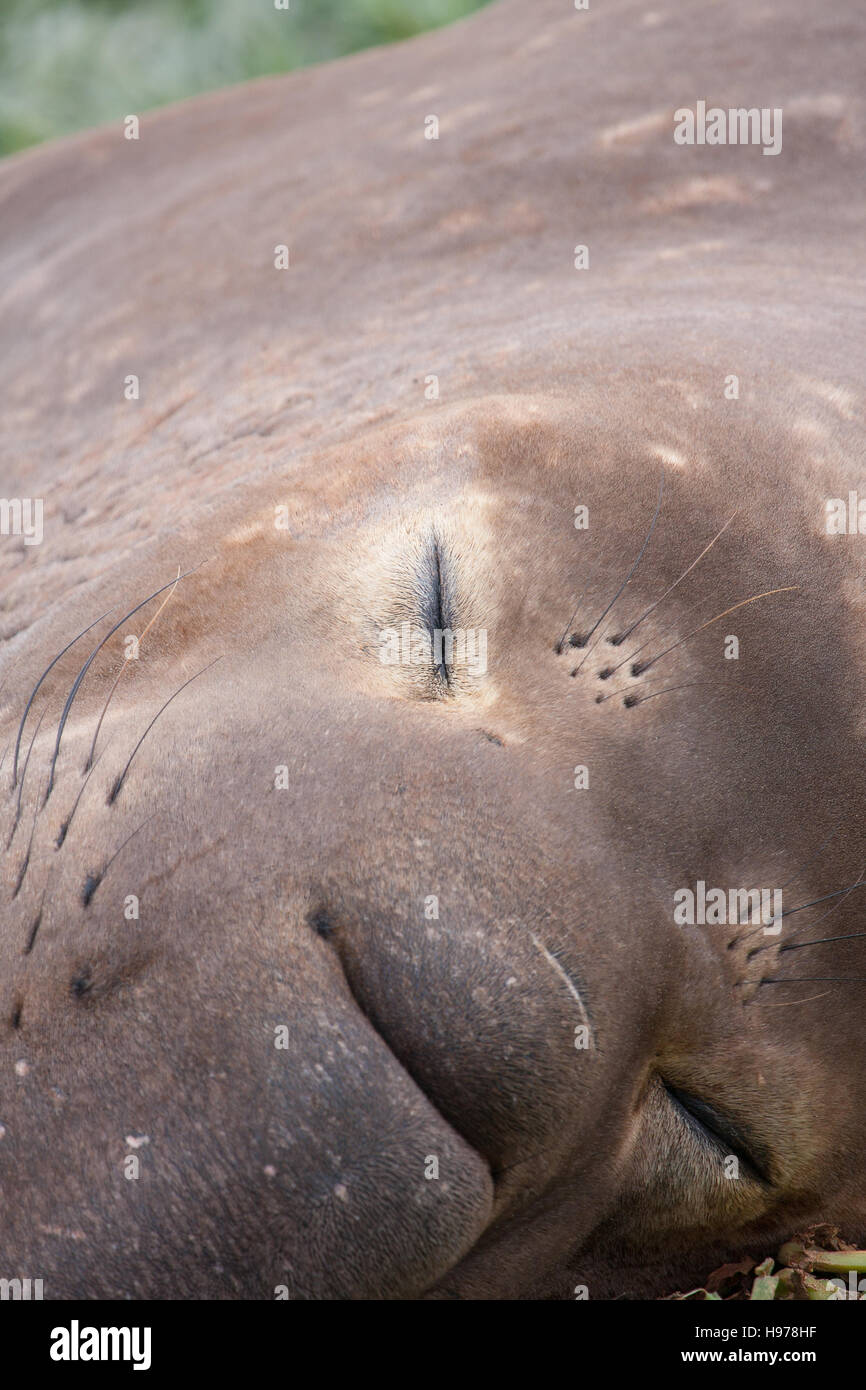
(417, 530), (456, 685)
(663, 1081), (771, 1185)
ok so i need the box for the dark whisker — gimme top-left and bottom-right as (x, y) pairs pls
(102, 814), (156, 875)
(577, 473), (664, 649)
(621, 680), (706, 708)
(570, 615), (617, 678)
(601, 628), (667, 680)
(612, 511), (738, 645)
(86, 666), (131, 775)
(760, 976), (866, 985)
(82, 812), (157, 907)
(8, 706), (47, 847)
(12, 607), (116, 786)
(24, 888), (47, 955)
(56, 739), (114, 850)
(733, 850), (866, 950)
(85, 567), (182, 771)
(598, 598), (708, 682)
(12, 777), (44, 900)
(780, 880), (866, 919)
(107, 658), (222, 806)
(595, 677), (709, 706)
(556, 557), (604, 654)
(785, 857), (866, 943)
(557, 594), (587, 655)
(782, 930), (866, 952)
(594, 681), (637, 705)
(45, 566), (203, 802)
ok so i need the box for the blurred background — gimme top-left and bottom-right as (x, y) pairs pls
(0, 0), (491, 157)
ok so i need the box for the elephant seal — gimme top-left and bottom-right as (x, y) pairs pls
(1, 0), (865, 1299)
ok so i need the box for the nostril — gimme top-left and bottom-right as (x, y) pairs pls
(71, 966), (93, 999)
(310, 908), (336, 941)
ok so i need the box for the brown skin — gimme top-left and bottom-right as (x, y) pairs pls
(1, 0), (865, 1299)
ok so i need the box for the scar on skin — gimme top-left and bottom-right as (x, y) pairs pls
(529, 932), (595, 1048)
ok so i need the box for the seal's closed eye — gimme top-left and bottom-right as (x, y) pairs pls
(417, 532), (456, 686)
(663, 1081), (772, 1185)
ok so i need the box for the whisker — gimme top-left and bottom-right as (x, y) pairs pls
(86, 667), (135, 776)
(602, 631), (663, 680)
(760, 989), (832, 1007)
(56, 739), (114, 850)
(735, 859), (866, 950)
(12, 607), (116, 786)
(601, 592), (719, 680)
(595, 677), (709, 706)
(594, 681), (639, 705)
(24, 887), (47, 955)
(9, 706), (47, 846)
(598, 608), (691, 679)
(102, 814), (156, 876)
(570, 615), (617, 678)
(556, 554), (607, 655)
(12, 777), (44, 900)
(575, 472), (664, 649)
(85, 568), (182, 771)
(780, 880), (866, 919)
(82, 812), (157, 908)
(557, 592), (588, 656)
(45, 565), (203, 802)
(621, 680), (707, 707)
(107, 658), (222, 806)
(785, 858), (866, 943)
(734, 851), (866, 949)
(782, 930), (866, 953)
(632, 586), (798, 676)
(612, 511), (738, 645)
(760, 976), (866, 985)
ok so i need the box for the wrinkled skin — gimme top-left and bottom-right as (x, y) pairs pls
(1, 0), (865, 1299)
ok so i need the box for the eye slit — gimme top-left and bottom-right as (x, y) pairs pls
(416, 531), (456, 687)
(662, 1080), (771, 1186)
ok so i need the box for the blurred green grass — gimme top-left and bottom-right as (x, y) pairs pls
(0, 0), (491, 157)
